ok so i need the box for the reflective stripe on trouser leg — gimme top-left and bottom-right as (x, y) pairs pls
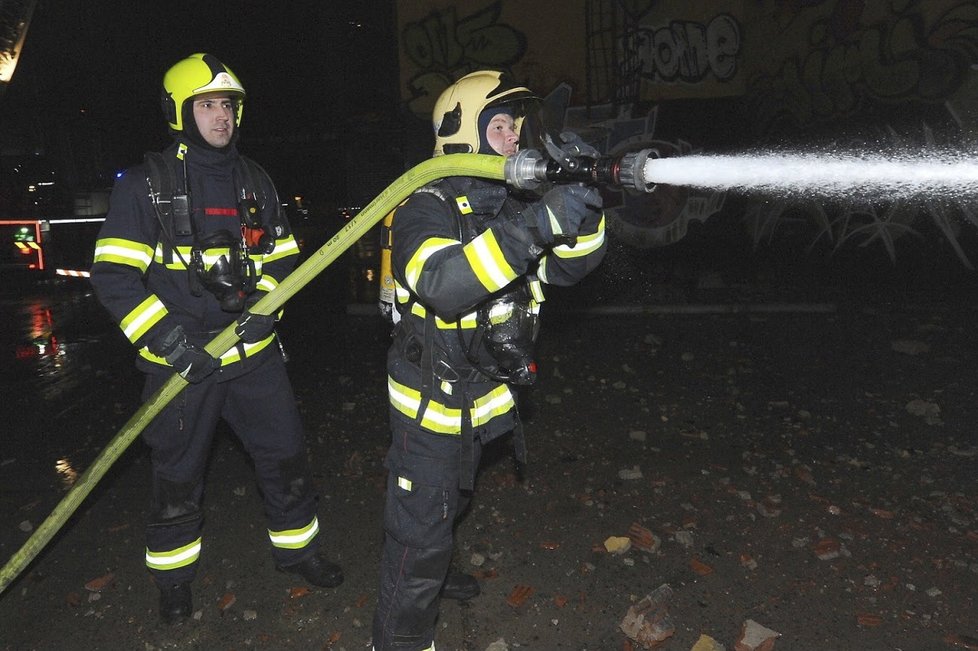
(222, 352), (320, 566)
(268, 516), (319, 549)
(146, 537), (202, 571)
(141, 373), (222, 586)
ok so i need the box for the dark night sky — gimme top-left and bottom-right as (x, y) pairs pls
(1, 0), (400, 203)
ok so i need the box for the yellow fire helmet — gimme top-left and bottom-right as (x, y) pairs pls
(432, 70), (538, 156)
(161, 53), (246, 132)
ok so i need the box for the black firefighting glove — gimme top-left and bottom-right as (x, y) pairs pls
(557, 131), (601, 159)
(234, 294), (277, 344)
(523, 184), (603, 247)
(149, 325), (220, 383)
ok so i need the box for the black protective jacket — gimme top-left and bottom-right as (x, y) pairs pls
(387, 175), (607, 442)
(90, 139), (300, 380)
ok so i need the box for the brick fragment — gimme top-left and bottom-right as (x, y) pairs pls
(814, 538), (841, 560)
(506, 584), (533, 608)
(690, 556), (715, 576)
(217, 591), (236, 612)
(84, 572), (115, 592)
(856, 613), (882, 627)
(289, 586), (311, 599)
(628, 522), (661, 553)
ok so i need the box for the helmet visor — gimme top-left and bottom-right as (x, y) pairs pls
(516, 97), (561, 155)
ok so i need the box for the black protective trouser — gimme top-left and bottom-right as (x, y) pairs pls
(141, 351), (318, 586)
(372, 422), (484, 650)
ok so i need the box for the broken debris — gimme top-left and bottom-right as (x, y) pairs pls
(734, 619), (781, 651)
(605, 536), (632, 555)
(691, 633), (726, 651)
(619, 584), (675, 649)
(505, 584), (533, 608)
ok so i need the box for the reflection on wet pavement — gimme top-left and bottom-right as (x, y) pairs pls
(1, 279), (136, 503)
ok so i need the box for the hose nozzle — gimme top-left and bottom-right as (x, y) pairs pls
(504, 148), (659, 193)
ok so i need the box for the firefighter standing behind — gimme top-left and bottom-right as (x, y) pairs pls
(372, 70), (607, 650)
(89, 53), (343, 625)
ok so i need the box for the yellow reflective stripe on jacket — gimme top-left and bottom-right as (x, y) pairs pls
(538, 216), (605, 282)
(145, 537), (201, 571)
(264, 234), (300, 264)
(93, 237), (154, 272)
(268, 516), (319, 550)
(463, 229), (517, 292)
(153, 244), (228, 270)
(404, 237), (456, 291)
(408, 302), (478, 329)
(552, 215), (605, 258)
(419, 399), (464, 434)
(256, 272), (279, 293)
(149, 246), (268, 278)
(121, 295), (168, 343)
(389, 376), (422, 419)
(138, 332), (275, 366)
(394, 277), (479, 329)
(388, 376), (515, 434)
(470, 384), (515, 426)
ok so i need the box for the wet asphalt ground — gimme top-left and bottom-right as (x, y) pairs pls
(1, 238), (977, 651)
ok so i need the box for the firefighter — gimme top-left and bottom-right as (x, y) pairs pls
(89, 53), (342, 625)
(371, 70), (607, 650)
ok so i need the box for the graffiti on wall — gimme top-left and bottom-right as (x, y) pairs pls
(739, 0), (978, 266)
(627, 14), (743, 90)
(399, 2), (527, 119)
(747, 0), (978, 133)
(395, 0), (978, 263)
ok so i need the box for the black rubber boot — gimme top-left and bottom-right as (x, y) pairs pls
(440, 572), (481, 600)
(158, 582), (192, 625)
(277, 554), (344, 588)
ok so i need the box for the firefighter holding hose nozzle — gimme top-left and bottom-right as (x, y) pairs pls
(372, 70), (607, 651)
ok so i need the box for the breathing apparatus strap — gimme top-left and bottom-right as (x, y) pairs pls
(145, 151), (194, 267)
(418, 309), (435, 411)
(459, 383), (475, 491)
(235, 156), (285, 254)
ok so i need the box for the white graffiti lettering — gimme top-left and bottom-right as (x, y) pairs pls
(631, 14), (742, 84)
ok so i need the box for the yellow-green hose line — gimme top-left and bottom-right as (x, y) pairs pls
(0, 154), (507, 596)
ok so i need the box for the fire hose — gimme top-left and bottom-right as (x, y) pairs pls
(0, 147), (658, 596)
